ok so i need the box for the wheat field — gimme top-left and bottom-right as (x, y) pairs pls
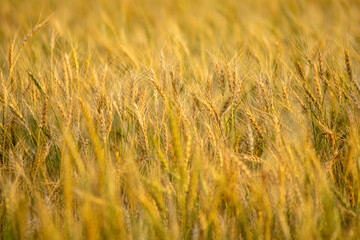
(1, 0), (360, 239)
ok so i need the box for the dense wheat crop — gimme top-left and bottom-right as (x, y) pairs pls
(1, 0), (360, 239)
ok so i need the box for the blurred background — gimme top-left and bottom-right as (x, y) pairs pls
(1, 0), (360, 69)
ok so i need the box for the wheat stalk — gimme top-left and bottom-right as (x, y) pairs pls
(9, 18), (49, 81)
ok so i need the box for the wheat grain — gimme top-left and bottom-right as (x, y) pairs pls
(40, 99), (48, 129)
(246, 108), (264, 142)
